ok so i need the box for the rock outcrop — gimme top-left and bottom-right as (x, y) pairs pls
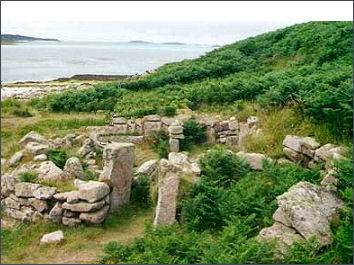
(40, 230), (64, 244)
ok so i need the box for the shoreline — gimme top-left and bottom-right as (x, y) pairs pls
(1, 74), (132, 101)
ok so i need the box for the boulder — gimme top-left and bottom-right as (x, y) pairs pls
(62, 217), (81, 227)
(112, 117), (127, 124)
(5, 206), (34, 222)
(33, 186), (57, 200)
(36, 161), (64, 181)
(99, 142), (135, 211)
(79, 205), (109, 224)
(77, 181), (110, 203)
(54, 191), (78, 201)
(19, 131), (48, 148)
(28, 198), (48, 212)
(33, 154), (48, 161)
(257, 222), (304, 255)
(1, 174), (18, 197)
(154, 159), (182, 226)
(320, 169), (338, 192)
(77, 138), (94, 157)
(63, 157), (84, 179)
(283, 147), (303, 162)
(24, 142), (49, 156)
(67, 191), (80, 204)
(168, 152), (188, 165)
(283, 135), (303, 152)
(62, 200), (106, 212)
(169, 138), (180, 152)
(272, 181), (343, 246)
(40, 231), (64, 244)
(144, 114), (161, 122)
(136, 159), (158, 178)
(48, 202), (63, 223)
(236, 151), (268, 170)
(168, 125), (183, 135)
(8, 151), (24, 166)
(300, 137), (321, 157)
(143, 121), (162, 135)
(3, 195), (21, 210)
(314, 144), (345, 162)
(74, 179), (87, 189)
(14, 182), (41, 198)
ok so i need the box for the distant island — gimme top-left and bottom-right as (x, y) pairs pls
(1, 34), (60, 44)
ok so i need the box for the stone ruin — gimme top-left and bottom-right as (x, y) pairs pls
(1, 131), (136, 226)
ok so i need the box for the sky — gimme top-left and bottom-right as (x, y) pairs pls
(1, 1), (352, 45)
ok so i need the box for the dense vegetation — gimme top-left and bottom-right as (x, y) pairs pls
(39, 21), (352, 138)
(100, 148), (352, 263)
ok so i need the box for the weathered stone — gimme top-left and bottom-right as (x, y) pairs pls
(257, 222), (304, 255)
(1, 174), (18, 197)
(8, 151), (24, 166)
(228, 119), (239, 131)
(54, 191), (77, 201)
(283, 135), (303, 152)
(33, 154), (47, 161)
(168, 125), (183, 135)
(99, 142), (135, 211)
(78, 181), (110, 203)
(40, 230), (64, 244)
(5, 206), (34, 222)
(28, 198), (48, 212)
(79, 205), (109, 224)
(273, 181), (343, 246)
(63, 210), (77, 218)
(236, 151), (268, 170)
(144, 114), (161, 122)
(77, 138), (94, 157)
(25, 142), (49, 156)
(19, 131), (48, 148)
(112, 117), (127, 124)
(143, 121), (162, 135)
(33, 186), (57, 200)
(49, 202), (63, 222)
(137, 159), (158, 178)
(277, 158), (295, 166)
(14, 182), (41, 198)
(67, 191), (80, 204)
(154, 159), (182, 226)
(62, 217), (81, 227)
(168, 152), (188, 165)
(283, 147), (303, 162)
(62, 200), (105, 212)
(321, 169), (338, 192)
(74, 179), (87, 189)
(63, 157), (84, 179)
(3, 196), (21, 210)
(169, 138), (180, 152)
(36, 161), (64, 181)
(238, 122), (251, 148)
(170, 134), (184, 139)
(314, 144), (345, 162)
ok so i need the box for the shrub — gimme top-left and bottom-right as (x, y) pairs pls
(12, 109), (33, 118)
(130, 175), (151, 207)
(150, 130), (169, 158)
(180, 118), (207, 151)
(83, 168), (98, 181)
(47, 149), (69, 169)
(162, 105), (177, 117)
(19, 171), (38, 183)
(199, 147), (251, 188)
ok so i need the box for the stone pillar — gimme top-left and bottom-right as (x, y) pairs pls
(168, 121), (184, 152)
(99, 142), (135, 212)
(153, 159), (182, 226)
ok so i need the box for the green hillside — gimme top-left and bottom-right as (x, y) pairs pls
(44, 21), (352, 139)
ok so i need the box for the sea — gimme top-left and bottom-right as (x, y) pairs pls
(1, 41), (214, 83)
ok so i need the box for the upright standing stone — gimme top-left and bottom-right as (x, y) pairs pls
(153, 159), (182, 226)
(99, 142), (135, 211)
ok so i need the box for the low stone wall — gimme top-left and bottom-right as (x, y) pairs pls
(1, 177), (110, 226)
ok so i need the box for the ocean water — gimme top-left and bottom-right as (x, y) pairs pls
(1, 41), (214, 83)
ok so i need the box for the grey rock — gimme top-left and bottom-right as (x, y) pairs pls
(33, 186), (56, 200)
(14, 182), (41, 198)
(28, 198), (48, 212)
(40, 230), (64, 244)
(236, 151), (269, 170)
(1, 174), (18, 197)
(8, 151), (24, 166)
(36, 161), (64, 181)
(63, 157), (84, 179)
(33, 154), (48, 161)
(137, 159), (158, 177)
(169, 138), (180, 152)
(19, 131), (48, 148)
(25, 142), (49, 156)
(62, 200), (105, 212)
(48, 202), (63, 223)
(62, 216), (81, 227)
(283, 135), (303, 152)
(79, 205), (109, 224)
(77, 181), (110, 203)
